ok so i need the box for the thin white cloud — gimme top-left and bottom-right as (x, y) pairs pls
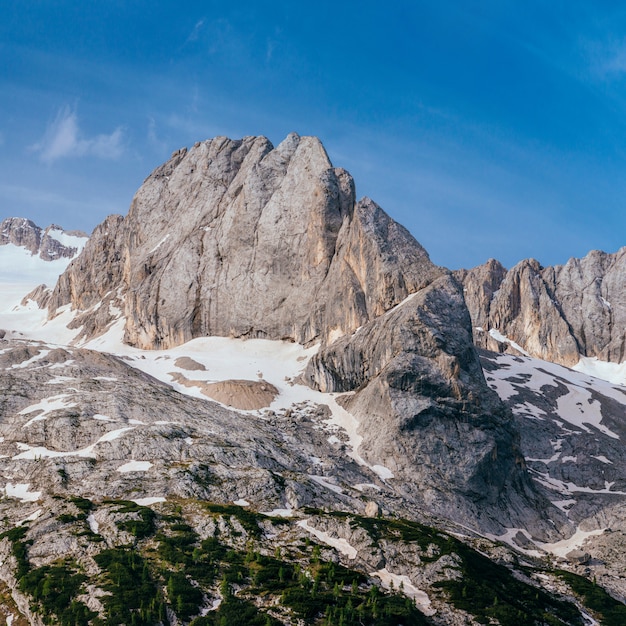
(186, 19), (205, 43)
(602, 47), (626, 75)
(31, 106), (124, 163)
(582, 37), (626, 79)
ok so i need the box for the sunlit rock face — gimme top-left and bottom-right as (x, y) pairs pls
(48, 133), (441, 349)
(456, 247), (626, 367)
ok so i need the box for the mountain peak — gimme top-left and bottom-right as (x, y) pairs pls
(49, 133), (441, 350)
(0, 216), (87, 261)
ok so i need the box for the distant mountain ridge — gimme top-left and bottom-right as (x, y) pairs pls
(455, 248), (626, 371)
(0, 135), (626, 623)
(0, 216), (87, 261)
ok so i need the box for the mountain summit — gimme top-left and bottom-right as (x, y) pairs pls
(1, 135), (626, 624)
(40, 133), (561, 537)
(49, 133), (440, 350)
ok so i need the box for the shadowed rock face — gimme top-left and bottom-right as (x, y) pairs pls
(456, 247), (626, 367)
(306, 275), (561, 536)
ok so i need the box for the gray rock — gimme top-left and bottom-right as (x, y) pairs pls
(48, 134), (441, 349)
(306, 274), (563, 537)
(566, 549), (590, 565)
(458, 247), (626, 367)
(0, 217), (86, 261)
(364, 501), (380, 517)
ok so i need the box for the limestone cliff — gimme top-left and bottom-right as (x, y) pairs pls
(0, 217), (87, 261)
(45, 132), (563, 537)
(49, 134), (441, 348)
(456, 247), (626, 367)
(306, 274), (558, 535)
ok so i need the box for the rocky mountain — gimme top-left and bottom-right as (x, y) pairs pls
(455, 248), (626, 369)
(41, 133), (558, 538)
(0, 218), (88, 314)
(0, 217), (87, 262)
(47, 134), (440, 350)
(0, 133), (625, 624)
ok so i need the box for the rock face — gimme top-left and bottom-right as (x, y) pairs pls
(480, 350), (626, 525)
(43, 133), (564, 537)
(5, 134), (626, 621)
(306, 274), (559, 535)
(454, 258), (506, 345)
(0, 338), (375, 515)
(456, 247), (626, 366)
(0, 217), (87, 261)
(48, 134), (441, 348)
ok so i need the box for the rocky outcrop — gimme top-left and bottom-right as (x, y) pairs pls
(0, 217), (87, 261)
(456, 247), (626, 367)
(306, 274), (562, 537)
(0, 337), (375, 515)
(47, 215), (125, 336)
(454, 258), (506, 345)
(48, 134), (442, 348)
(43, 132), (567, 537)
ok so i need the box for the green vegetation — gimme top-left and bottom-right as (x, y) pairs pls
(165, 570), (203, 621)
(557, 570), (626, 626)
(435, 546), (583, 626)
(0, 525), (31, 579)
(69, 496), (94, 513)
(204, 502), (263, 537)
(190, 594), (281, 625)
(94, 547), (166, 625)
(0, 525), (95, 625)
(337, 513), (583, 626)
(111, 500), (156, 538)
(18, 561), (96, 626)
(6, 502), (618, 626)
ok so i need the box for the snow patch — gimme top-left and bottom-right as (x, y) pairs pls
(592, 455), (613, 464)
(18, 509), (42, 525)
(11, 348), (51, 369)
(261, 508), (293, 517)
(297, 519), (357, 559)
(488, 328), (530, 356)
(46, 227), (87, 253)
(484, 527), (543, 557)
(5, 483), (41, 502)
(87, 513), (99, 534)
(0, 243), (78, 311)
(372, 465), (394, 480)
(149, 234), (170, 253)
(574, 356), (626, 387)
(92, 414), (113, 421)
(19, 394), (78, 426)
(309, 475), (344, 495)
(353, 483), (381, 492)
(538, 527), (605, 558)
(98, 427), (135, 442)
(132, 497), (166, 506)
(369, 569), (435, 615)
(117, 460), (152, 473)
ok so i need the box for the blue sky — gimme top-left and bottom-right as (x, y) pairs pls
(2, 1), (626, 269)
